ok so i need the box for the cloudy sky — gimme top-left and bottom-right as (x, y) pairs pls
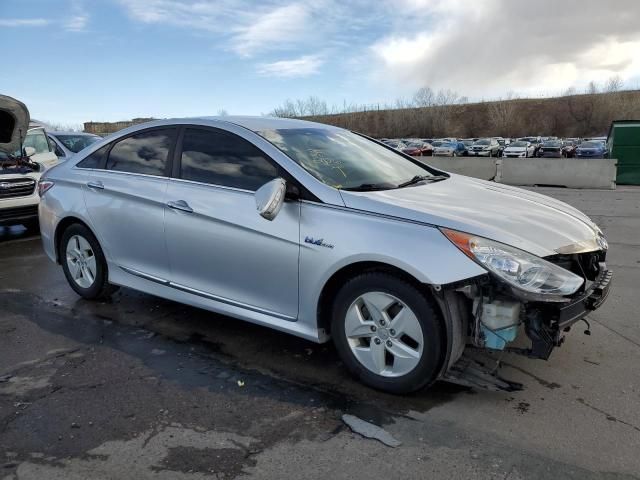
(2, 0), (640, 125)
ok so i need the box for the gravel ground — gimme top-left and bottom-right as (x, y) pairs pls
(1, 186), (639, 480)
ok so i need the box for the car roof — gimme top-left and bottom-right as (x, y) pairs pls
(194, 116), (337, 132)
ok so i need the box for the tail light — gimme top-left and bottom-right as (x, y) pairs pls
(38, 179), (55, 197)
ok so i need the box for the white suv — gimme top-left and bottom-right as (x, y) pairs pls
(1, 95), (58, 230)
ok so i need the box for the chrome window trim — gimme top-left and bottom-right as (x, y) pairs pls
(119, 265), (296, 321)
(71, 167), (169, 181)
(168, 176), (253, 195)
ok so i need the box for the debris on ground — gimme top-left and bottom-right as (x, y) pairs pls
(341, 414), (402, 447)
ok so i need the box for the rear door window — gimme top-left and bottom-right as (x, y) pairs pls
(106, 128), (176, 176)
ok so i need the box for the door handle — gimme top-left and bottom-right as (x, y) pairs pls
(166, 200), (194, 213)
(87, 181), (104, 190)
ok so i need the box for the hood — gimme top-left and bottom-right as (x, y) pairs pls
(0, 95), (30, 155)
(339, 174), (600, 257)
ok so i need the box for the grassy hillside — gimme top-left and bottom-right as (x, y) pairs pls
(304, 90), (640, 139)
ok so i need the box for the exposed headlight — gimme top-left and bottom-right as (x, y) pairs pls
(441, 228), (584, 299)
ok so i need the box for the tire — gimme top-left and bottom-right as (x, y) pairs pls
(331, 272), (444, 394)
(60, 223), (118, 299)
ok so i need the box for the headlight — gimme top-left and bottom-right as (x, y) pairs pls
(441, 228), (584, 299)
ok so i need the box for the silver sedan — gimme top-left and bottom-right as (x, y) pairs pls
(38, 117), (612, 393)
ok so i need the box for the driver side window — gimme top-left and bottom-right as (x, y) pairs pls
(179, 128), (278, 191)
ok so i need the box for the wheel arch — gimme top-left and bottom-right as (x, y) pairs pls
(316, 260), (442, 336)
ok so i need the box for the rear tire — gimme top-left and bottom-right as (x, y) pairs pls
(331, 272), (444, 394)
(60, 224), (118, 300)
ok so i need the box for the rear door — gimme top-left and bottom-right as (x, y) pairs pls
(83, 127), (177, 281)
(164, 126), (300, 319)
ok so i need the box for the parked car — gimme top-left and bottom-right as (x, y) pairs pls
(461, 139), (475, 154)
(468, 138), (501, 157)
(518, 137), (543, 156)
(432, 141), (466, 157)
(47, 131), (102, 160)
(1, 95), (59, 231)
(39, 116), (612, 394)
(537, 140), (565, 158)
(561, 140), (578, 158)
(502, 140), (536, 158)
(576, 141), (607, 158)
(401, 141), (433, 157)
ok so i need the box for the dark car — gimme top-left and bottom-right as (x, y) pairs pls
(562, 140), (578, 158)
(538, 140), (564, 158)
(402, 141), (433, 157)
(576, 141), (607, 158)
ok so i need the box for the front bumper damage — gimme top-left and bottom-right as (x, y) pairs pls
(434, 249), (612, 390)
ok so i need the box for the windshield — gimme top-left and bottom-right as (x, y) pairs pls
(510, 141), (528, 147)
(257, 128), (434, 189)
(475, 139), (490, 145)
(54, 134), (101, 153)
(440, 143), (455, 148)
(431, 141), (444, 147)
(581, 141), (601, 148)
(543, 141), (562, 147)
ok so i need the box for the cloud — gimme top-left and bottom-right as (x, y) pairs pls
(257, 55), (324, 77)
(0, 18), (49, 27)
(118, 0), (317, 56)
(230, 3), (310, 57)
(370, 0), (640, 97)
(65, 14), (88, 31)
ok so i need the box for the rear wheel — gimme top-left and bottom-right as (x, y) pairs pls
(331, 272), (444, 393)
(60, 224), (118, 299)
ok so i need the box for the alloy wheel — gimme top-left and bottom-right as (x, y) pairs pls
(65, 235), (97, 289)
(344, 291), (424, 377)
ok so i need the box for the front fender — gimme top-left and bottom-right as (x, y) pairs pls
(297, 201), (486, 336)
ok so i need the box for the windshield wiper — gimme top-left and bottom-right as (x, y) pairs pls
(341, 183), (395, 192)
(397, 174), (448, 188)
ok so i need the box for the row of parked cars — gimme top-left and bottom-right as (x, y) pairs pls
(381, 136), (609, 159)
(0, 95), (101, 230)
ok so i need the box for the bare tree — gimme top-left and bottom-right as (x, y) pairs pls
(604, 75), (623, 93)
(488, 92), (518, 136)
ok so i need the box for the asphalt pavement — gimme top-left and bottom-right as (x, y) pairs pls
(1, 187), (639, 480)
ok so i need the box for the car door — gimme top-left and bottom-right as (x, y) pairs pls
(83, 127), (177, 281)
(24, 128), (58, 168)
(164, 126), (300, 319)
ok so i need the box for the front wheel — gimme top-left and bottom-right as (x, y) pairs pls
(60, 224), (118, 299)
(331, 272), (444, 394)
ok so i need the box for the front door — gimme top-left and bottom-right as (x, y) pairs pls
(164, 126), (300, 319)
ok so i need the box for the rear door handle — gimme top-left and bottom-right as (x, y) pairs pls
(87, 181), (104, 190)
(166, 200), (194, 213)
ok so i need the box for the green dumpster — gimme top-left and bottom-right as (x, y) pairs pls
(608, 120), (640, 185)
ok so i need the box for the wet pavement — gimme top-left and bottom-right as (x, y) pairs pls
(1, 187), (639, 479)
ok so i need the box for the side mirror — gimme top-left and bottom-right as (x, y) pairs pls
(24, 146), (36, 157)
(255, 178), (286, 221)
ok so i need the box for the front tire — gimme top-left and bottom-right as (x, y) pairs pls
(60, 224), (118, 299)
(331, 272), (444, 394)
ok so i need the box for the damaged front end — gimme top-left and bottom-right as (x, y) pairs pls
(434, 229), (613, 390)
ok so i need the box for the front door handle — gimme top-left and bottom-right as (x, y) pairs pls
(87, 181), (104, 190)
(166, 200), (194, 214)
